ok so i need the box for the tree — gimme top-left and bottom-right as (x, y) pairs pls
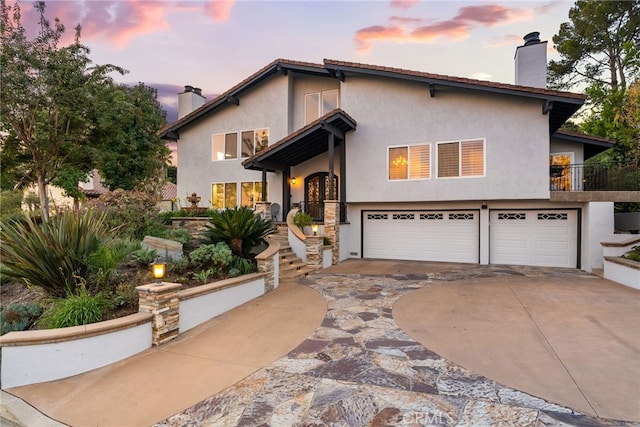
(1, 2), (169, 220)
(92, 83), (169, 191)
(0, 1), (123, 221)
(549, 0), (640, 93)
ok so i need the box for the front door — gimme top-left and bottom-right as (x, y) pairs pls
(305, 172), (338, 220)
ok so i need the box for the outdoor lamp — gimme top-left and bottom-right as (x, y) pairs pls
(151, 256), (166, 285)
(312, 224), (319, 235)
(290, 177), (297, 185)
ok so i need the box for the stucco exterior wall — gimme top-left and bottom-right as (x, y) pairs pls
(176, 75), (289, 207)
(339, 75), (550, 203)
(290, 75), (340, 131)
(550, 138), (585, 165)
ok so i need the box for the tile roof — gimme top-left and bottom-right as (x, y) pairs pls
(162, 182), (177, 200)
(554, 129), (616, 145)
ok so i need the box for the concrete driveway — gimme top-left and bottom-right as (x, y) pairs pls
(392, 264), (640, 422)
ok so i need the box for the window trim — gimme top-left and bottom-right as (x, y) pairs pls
(435, 138), (486, 179)
(211, 181), (238, 209)
(304, 88), (340, 125)
(211, 132), (238, 162)
(387, 142), (432, 182)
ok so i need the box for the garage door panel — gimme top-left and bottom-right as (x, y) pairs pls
(490, 210), (577, 268)
(364, 210), (478, 263)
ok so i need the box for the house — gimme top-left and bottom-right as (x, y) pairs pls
(160, 32), (634, 272)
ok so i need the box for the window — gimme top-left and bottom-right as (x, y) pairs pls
(388, 144), (430, 180)
(212, 132), (237, 161)
(305, 89), (339, 124)
(241, 128), (269, 158)
(437, 139), (484, 178)
(211, 182), (237, 209)
(240, 181), (266, 207)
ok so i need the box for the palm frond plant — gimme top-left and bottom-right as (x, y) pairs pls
(0, 210), (112, 297)
(204, 207), (275, 257)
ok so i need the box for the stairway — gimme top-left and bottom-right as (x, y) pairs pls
(269, 224), (314, 281)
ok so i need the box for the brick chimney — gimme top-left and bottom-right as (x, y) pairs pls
(177, 85), (206, 119)
(514, 32), (548, 88)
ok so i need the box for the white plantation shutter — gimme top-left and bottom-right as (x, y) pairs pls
(409, 144), (430, 179)
(461, 140), (484, 176)
(438, 142), (459, 177)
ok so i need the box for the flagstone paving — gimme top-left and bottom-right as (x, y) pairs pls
(156, 266), (637, 426)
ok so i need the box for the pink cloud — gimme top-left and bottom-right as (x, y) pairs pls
(411, 20), (470, 42)
(204, 0), (235, 23)
(390, 0), (420, 9)
(355, 25), (408, 53)
(389, 16), (425, 25)
(355, 3), (548, 54)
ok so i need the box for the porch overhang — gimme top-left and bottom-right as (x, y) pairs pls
(242, 109), (357, 171)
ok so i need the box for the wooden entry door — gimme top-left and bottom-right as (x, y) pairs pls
(305, 172), (338, 220)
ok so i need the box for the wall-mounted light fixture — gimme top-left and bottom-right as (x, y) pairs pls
(151, 256), (166, 285)
(289, 177), (297, 185)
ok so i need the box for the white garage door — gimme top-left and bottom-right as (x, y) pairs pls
(363, 210), (479, 263)
(490, 210), (578, 268)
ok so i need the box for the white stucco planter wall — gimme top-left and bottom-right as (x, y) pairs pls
(603, 257), (640, 291)
(179, 275), (264, 333)
(0, 313), (152, 388)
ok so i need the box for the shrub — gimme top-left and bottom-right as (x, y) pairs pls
(228, 268), (241, 278)
(189, 242), (233, 271)
(192, 268), (218, 283)
(159, 228), (191, 245)
(1, 303), (42, 335)
(230, 255), (257, 275)
(88, 238), (139, 289)
(39, 286), (110, 329)
(624, 245), (640, 261)
(293, 211), (313, 228)
(0, 210), (111, 297)
(85, 189), (161, 239)
(204, 207), (275, 257)
(323, 236), (332, 246)
(130, 247), (158, 266)
(111, 283), (137, 309)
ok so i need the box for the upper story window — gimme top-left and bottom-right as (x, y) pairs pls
(212, 128), (269, 161)
(305, 89), (339, 124)
(388, 144), (431, 180)
(241, 128), (269, 158)
(212, 132), (238, 161)
(437, 139), (485, 178)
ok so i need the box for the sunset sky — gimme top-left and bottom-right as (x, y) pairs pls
(14, 0), (577, 122)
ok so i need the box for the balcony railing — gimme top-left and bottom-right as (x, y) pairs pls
(550, 161), (640, 192)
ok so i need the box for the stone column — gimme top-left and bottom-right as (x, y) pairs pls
(305, 235), (324, 271)
(255, 201), (272, 220)
(257, 254), (276, 292)
(323, 200), (340, 265)
(136, 282), (182, 346)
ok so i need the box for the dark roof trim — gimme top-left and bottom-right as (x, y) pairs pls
(159, 59), (328, 138)
(323, 59), (585, 104)
(242, 109), (357, 171)
(553, 129), (615, 148)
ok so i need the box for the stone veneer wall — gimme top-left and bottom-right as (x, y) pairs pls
(136, 282), (181, 346)
(170, 217), (210, 241)
(323, 200), (340, 265)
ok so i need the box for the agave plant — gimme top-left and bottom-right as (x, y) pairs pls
(204, 207), (275, 257)
(0, 210), (112, 297)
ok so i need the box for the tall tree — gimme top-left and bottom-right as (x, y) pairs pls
(549, 0), (640, 93)
(93, 83), (169, 191)
(1, 1), (170, 219)
(0, 0), (123, 221)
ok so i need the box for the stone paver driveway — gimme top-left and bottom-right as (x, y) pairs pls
(157, 262), (639, 426)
